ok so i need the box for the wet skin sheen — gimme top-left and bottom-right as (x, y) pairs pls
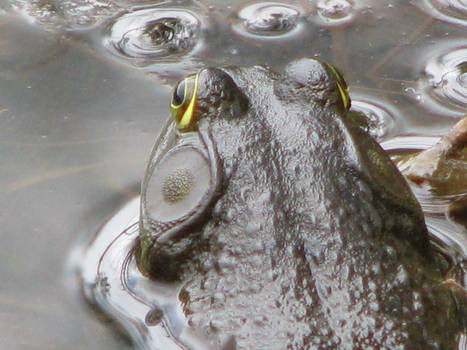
(136, 58), (466, 349)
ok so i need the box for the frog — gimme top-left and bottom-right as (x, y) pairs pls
(135, 57), (466, 349)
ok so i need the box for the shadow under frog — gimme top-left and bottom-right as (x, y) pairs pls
(81, 57), (466, 350)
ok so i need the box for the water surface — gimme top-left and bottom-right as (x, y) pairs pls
(0, 0), (466, 349)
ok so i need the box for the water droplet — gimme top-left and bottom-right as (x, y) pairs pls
(104, 7), (201, 66)
(403, 87), (424, 102)
(418, 46), (467, 116)
(231, 2), (303, 39)
(350, 98), (398, 141)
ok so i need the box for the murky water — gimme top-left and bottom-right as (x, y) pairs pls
(1, 0), (466, 349)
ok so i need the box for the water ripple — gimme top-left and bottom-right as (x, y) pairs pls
(11, 0), (119, 29)
(316, 0), (355, 23)
(417, 0), (467, 25)
(382, 134), (467, 257)
(417, 46), (467, 116)
(230, 2), (303, 39)
(104, 7), (201, 65)
(350, 98), (398, 141)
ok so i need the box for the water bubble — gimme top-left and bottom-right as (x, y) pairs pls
(416, 0), (467, 25)
(418, 46), (467, 116)
(105, 7), (201, 65)
(350, 98), (398, 141)
(403, 87), (424, 102)
(231, 2), (303, 39)
(316, 0), (354, 22)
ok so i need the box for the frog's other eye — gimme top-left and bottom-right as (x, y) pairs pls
(170, 73), (200, 131)
(278, 57), (351, 111)
(325, 62), (350, 111)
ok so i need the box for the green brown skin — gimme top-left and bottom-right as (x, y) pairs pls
(137, 58), (466, 349)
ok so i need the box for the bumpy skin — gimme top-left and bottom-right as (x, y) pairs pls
(138, 59), (466, 349)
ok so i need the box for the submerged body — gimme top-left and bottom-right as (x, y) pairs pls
(137, 58), (466, 349)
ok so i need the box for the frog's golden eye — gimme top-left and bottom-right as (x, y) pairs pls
(170, 72), (200, 131)
(326, 63), (350, 111)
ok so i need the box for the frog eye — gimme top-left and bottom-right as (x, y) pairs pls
(170, 72), (200, 131)
(326, 63), (350, 110)
(144, 145), (211, 224)
(172, 79), (187, 106)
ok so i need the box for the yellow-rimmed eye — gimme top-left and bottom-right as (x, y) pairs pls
(170, 72), (200, 131)
(326, 63), (350, 111)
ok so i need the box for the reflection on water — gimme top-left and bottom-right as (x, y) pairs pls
(416, 0), (467, 26)
(418, 45), (467, 116)
(230, 2), (303, 39)
(350, 97), (399, 140)
(315, 0), (355, 23)
(11, 0), (119, 28)
(101, 4), (210, 78)
(79, 197), (212, 350)
(105, 8), (201, 63)
(1, 0), (466, 349)
(383, 135), (467, 258)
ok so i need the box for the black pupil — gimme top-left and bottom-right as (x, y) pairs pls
(173, 80), (185, 106)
